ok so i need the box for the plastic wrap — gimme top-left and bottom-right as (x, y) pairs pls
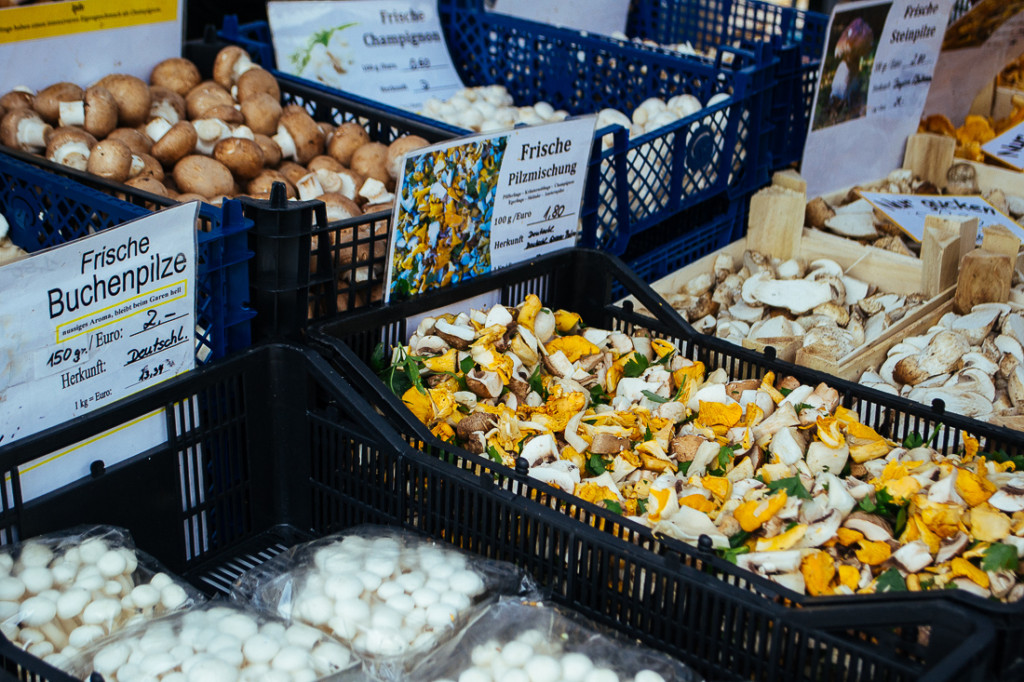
(66, 599), (366, 681)
(232, 525), (536, 677)
(407, 598), (703, 682)
(0, 525), (204, 671)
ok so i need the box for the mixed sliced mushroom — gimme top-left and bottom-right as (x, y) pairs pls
(860, 302), (1024, 423)
(380, 295), (1024, 600)
(662, 251), (925, 364)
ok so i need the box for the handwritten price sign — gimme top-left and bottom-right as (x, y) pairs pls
(983, 119), (1024, 170)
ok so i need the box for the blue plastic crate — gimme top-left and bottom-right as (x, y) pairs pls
(219, 5), (774, 257)
(0, 151), (254, 363)
(627, 0), (827, 169)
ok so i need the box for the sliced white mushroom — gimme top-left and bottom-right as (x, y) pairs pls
(824, 213), (877, 239)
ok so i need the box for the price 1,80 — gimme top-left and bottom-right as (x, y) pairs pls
(544, 204), (566, 220)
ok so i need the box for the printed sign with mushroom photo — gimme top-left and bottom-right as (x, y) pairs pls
(812, 3), (889, 131)
(387, 137), (506, 300)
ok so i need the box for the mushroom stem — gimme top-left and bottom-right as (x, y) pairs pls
(58, 100), (85, 127)
(145, 117), (173, 144)
(273, 124), (297, 160)
(16, 117), (49, 150)
(51, 141), (91, 171)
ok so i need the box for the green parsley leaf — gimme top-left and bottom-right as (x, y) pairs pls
(370, 342), (387, 373)
(858, 496), (878, 514)
(982, 543), (1020, 572)
(767, 476), (811, 499)
(637, 498), (648, 515)
(794, 403), (815, 414)
(623, 353), (650, 378)
(784, 520), (799, 532)
(641, 390), (669, 404)
(589, 384), (610, 405)
(876, 568), (907, 593)
(528, 365), (548, 399)
(644, 425), (654, 441)
(604, 500), (623, 515)
(678, 461), (692, 476)
(486, 446), (503, 464)
(903, 432), (925, 449)
(652, 349), (674, 365)
(586, 453), (607, 476)
(720, 546), (750, 564)
(729, 530), (751, 548)
(460, 355), (475, 374)
(779, 387), (792, 397)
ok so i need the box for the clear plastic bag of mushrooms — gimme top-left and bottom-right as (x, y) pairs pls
(66, 600), (366, 681)
(230, 525), (537, 679)
(405, 597), (703, 682)
(0, 525), (204, 672)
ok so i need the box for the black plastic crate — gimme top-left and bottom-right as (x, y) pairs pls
(218, 2), (776, 255)
(308, 247), (1024, 680)
(0, 343), (996, 681)
(0, 150), (253, 362)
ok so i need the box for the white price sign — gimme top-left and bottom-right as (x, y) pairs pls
(983, 119), (1024, 170)
(384, 117), (596, 301)
(267, 0), (464, 112)
(0, 202), (198, 448)
(859, 191), (1024, 241)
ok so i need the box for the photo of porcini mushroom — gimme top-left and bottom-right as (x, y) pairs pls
(388, 137), (507, 299)
(811, 5), (889, 131)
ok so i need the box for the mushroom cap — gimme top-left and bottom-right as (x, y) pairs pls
(279, 106), (324, 164)
(319, 192), (363, 221)
(185, 81), (234, 120)
(247, 170), (295, 199)
(307, 155), (345, 174)
(149, 57), (201, 96)
(106, 127), (152, 155)
(327, 122), (370, 166)
(386, 135), (430, 180)
(213, 45), (253, 88)
(240, 92), (282, 136)
(95, 74), (152, 127)
(150, 120), (197, 166)
(351, 142), (391, 188)
(133, 152), (165, 181)
(173, 154), (235, 199)
(253, 133), (282, 167)
(277, 160), (309, 187)
(87, 139), (134, 182)
(45, 126), (97, 154)
(0, 89), (33, 111)
(82, 85), (119, 137)
(202, 103), (246, 126)
(214, 136), (264, 179)
(125, 175), (172, 198)
(835, 18), (874, 62)
(148, 85), (187, 124)
(235, 67), (280, 103)
(34, 82), (84, 124)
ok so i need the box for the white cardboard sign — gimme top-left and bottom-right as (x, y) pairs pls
(267, 0), (464, 112)
(0, 0), (183, 93)
(801, 0), (954, 197)
(385, 117), (597, 301)
(0, 202), (198, 449)
(859, 190), (1024, 241)
(983, 119), (1024, 169)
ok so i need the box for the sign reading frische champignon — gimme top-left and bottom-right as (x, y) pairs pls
(384, 116), (597, 302)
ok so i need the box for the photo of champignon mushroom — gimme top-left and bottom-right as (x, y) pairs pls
(811, 4), (889, 131)
(388, 137), (506, 299)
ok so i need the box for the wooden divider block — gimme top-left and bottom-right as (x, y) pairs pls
(954, 250), (1014, 314)
(771, 169), (807, 196)
(981, 224), (1022, 257)
(903, 134), (956, 189)
(920, 216), (971, 298)
(747, 186), (805, 260)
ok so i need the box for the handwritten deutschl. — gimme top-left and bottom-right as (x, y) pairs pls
(859, 190), (1024, 241)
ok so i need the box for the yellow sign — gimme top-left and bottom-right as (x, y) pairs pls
(0, 0), (177, 44)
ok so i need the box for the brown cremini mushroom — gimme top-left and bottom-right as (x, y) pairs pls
(1, 108), (52, 152)
(273, 105), (324, 164)
(185, 81), (234, 120)
(327, 122), (370, 166)
(235, 68), (280, 103)
(351, 142), (391, 189)
(247, 170), (296, 199)
(87, 139), (134, 182)
(253, 133), (282, 168)
(213, 137), (264, 180)
(0, 88), (34, 111)
(240, 92), (282, 136)
(149, 57), (202, 96)
(125, 175), (172, 198)
(148, 85), (187, 125)
(213, 46), (256, 89)
(106, 127), (152, 155)
(33, 82), (84, 125)
(149, 120), (197, 166)
(95, 74), (152, 127)
(173, 154), (235, 199)
(386, 135), (429, 180)
(45, 127), (97, 171)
